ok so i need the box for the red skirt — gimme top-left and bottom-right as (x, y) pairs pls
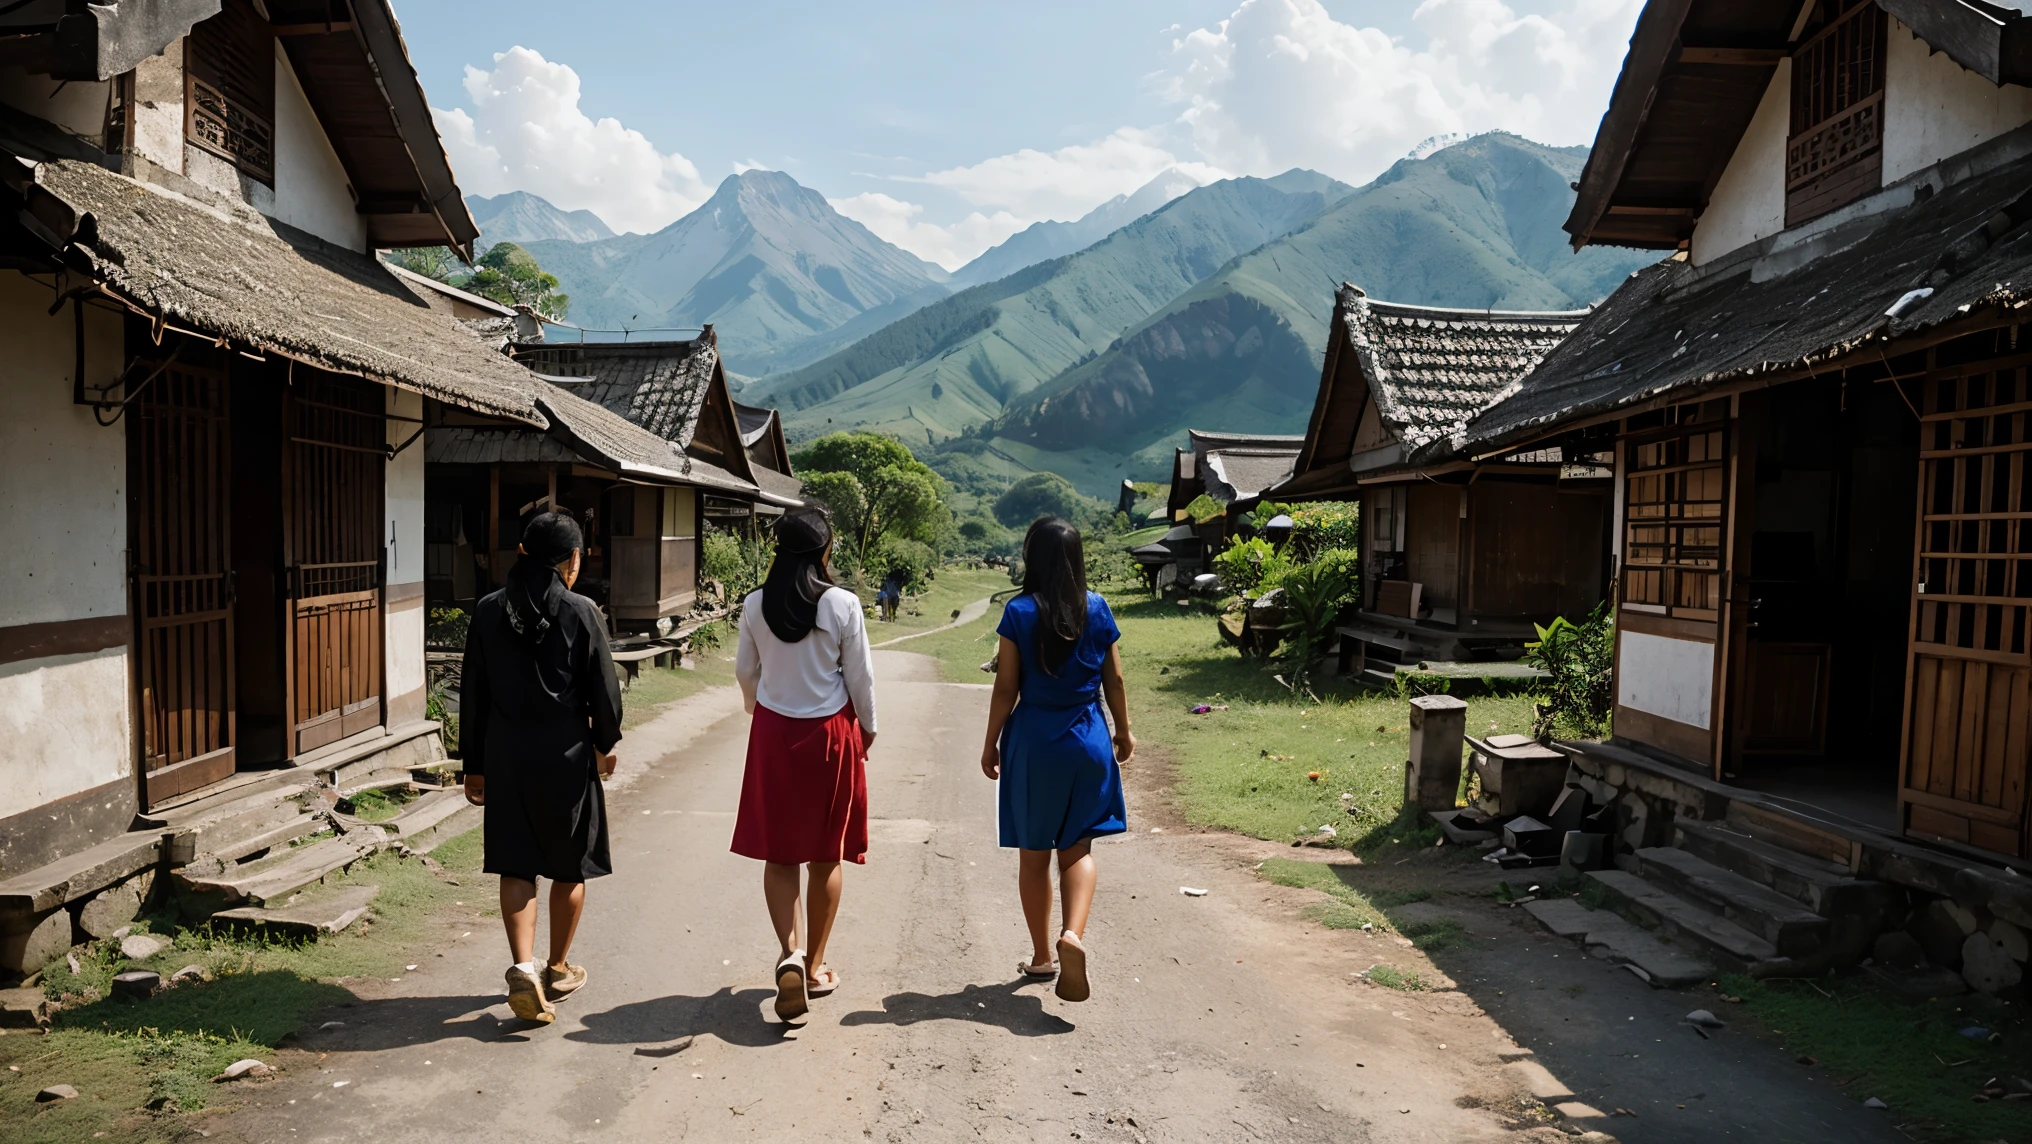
(731, 702), (869, 865)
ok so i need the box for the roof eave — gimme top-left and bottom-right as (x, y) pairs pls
(1566, 0), (1697, 249)
(347, 0), (480, 260)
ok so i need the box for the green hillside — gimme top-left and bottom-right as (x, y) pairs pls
(749, 170), (1352, 446)
(993, 134), (1659, 489)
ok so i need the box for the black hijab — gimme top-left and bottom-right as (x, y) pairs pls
(505, 511), (582, 644)
(761, 508), (835, 643)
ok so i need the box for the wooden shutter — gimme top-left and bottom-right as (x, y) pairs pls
(1785, 0), (1884, 227)
(186, 0), (276, 183)
(1901, 357), (2032, 858)
(131, 357), (237, 807)
(284, 371), (385, 754)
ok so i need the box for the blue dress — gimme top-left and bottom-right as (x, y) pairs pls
(996, 591), (1128, 850)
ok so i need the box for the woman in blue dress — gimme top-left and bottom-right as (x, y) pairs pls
(979, 517), (1134, 1002)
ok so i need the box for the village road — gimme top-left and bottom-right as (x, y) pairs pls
(206, 651), (1894, 1143)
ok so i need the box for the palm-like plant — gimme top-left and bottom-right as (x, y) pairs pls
(1276, 561), (1353, 692)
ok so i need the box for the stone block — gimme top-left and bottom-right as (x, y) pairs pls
(1962, 931), (2024, 994)
(0, 908), (71, 975)
(1988, 918), (2027, 964)
(1404, 695), (1467, 811)
(1910, 900), (1968, 968)
(1873, 930), (1926, 970)
(77, 870), (154, 940)
(0, 986), (49, 1028)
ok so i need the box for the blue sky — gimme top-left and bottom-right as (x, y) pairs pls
(397, 0), (1642, 267)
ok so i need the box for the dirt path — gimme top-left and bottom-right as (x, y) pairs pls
(871, 594), (996, 648)
(202, 650), (1891, 1143)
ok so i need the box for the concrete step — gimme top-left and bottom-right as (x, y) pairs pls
(386, 789), (481, 853)
(205, 812), (325, 865)
(212, 884), (379, 937)
(1584, 869), (1784, 973)
(1633, 847), (1830, 956)
(1673, 819), (1891, 920)
(1520, 898), (1710, 987)
(180, 834), (376, 908)
(160, 785), (319, 866)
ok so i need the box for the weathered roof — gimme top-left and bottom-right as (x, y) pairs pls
(514, 339), (721, 449)
(35, 156), (545, 424)
(1186, 429), (1305, 452)
(386, 262), (516, 317)
(1466, 145), (2032, 456)
(1202, 448), (1299, 504)
(733, 401), (778, 448)
(535, 388), (693, 484)
(1339, 288), (1586, 462)
(424, 427), (583, 467)
(750, 464), (806, 507)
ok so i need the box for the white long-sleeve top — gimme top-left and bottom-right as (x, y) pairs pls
(735, 586), (878, 733)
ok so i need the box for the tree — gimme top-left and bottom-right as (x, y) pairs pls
(993, 472), (1105, 529)
(791, 432), (949, 568)
(466, 241), (570, 319)
(385, 245), (464, 283)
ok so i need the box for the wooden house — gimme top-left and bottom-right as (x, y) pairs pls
(1459, 0), (2032, 900)
(424, 332), (766, 631)
(735, 400), (807, 518)
(0, 0), (665, 970)
(1267, 286), (1607, 663)
(1160, 430), (1302, 574)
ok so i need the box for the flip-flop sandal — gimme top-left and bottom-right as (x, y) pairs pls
(1017, 960), (1058, 980)
(1055, 932), (1090, 1003)
(807, 965), (841, 998)
(774, 951), (809, 1021)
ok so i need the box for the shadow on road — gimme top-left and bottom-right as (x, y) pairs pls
(568, 986), (788, 1048)
(837, 979), (1074, 1036)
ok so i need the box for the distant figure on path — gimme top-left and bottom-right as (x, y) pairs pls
(460, 512), (623, 1025)
(877, 569), (904, 623)
(732, 508), (878, 1021)
(979, 517), (1134, 1002)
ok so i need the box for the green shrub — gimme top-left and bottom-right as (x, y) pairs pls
(701, 525), (774, 604)
(1523, 602), (1616, 739)
(1257, 500), (1360, 556)
(1211, 537), (1292, 594)
(1275, 560), (1354, 689)
(870, 535), (937, 589)
(425, 606), (469, 649)
(1183, 493), (1226, 525)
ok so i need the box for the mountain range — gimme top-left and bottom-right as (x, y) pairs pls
(742, 169), (1357, 445)
(947, 167), (1211, 290)
(469, 191), (615, 252)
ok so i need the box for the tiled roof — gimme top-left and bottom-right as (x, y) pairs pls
(1341, 286), (1586, 462)
(733, 401), (778, 448)
(1466, 144), (2032, 457)
(512, 339), (721, 448)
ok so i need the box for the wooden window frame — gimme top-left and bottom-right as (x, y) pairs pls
(185, 0), (276, 184)
(1621, 408), (1728, 622)
(1785, 0), (1885, 227)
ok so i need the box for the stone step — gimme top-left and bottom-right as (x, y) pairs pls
(204, 812), (326, 865)
(1520, 897), (1710, 987)
(160, 786), (318, 866)
(386, 789), (481, 853)
(212, 884), (379, 937)
(0, 831), (164, 914)
(1633, 847), (1830, 956)
(180, 835), (377, 908)
(1584, 869), (1784, 973)
(310, 721), (444, 792)
(1673, 819), (1891, 920)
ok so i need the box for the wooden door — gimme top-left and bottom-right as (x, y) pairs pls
(130, 357), (236, 807)
(1901, 364), (2032, 858)
(285, 372), (385, 755)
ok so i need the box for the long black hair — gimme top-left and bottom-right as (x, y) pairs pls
(504, 511), (581, 644)
(1019, 517), (1088, 675)
(760, 507), (836, 643)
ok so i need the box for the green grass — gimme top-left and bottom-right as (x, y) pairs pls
(861, 565), (1011, 640)
(1717, 973), (2032, 1143)
(907, 586), (1537, 849)
(0, 830), (488, 1143)
(619, 650), (738, 731)
(1362, 964), (1430, 991)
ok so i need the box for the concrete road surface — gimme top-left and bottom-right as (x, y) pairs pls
(208, 651), (1891, 1143)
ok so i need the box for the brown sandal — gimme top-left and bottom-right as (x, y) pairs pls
(1018, 959), (1058, 980)
(1055, 931), (1090, 1002)
(774, 951), (809, 1021)
(807, 965), (840, 998)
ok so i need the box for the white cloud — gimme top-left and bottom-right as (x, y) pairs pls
(830, 192), (1027, 271)
(900, 127), (1228, 222)
(431, 47), (711, 235)
(1163, 0), (1641, 185)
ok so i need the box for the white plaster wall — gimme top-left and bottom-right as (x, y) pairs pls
(1617, 630), (1714, 729)
(385, 386), (426, 701)
(1690, 60), (1790, 267)
(0, 275), (127, 628)
(0, 650), (133, 821)
(270, 44), (366, 252)
(385, 605), (425, 705)
(0, 72), (111, 142)
(130, 39), (186, 174)
(1883, 18), (2032, 184)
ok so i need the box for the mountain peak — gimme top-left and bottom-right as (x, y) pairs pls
(467, 190), (616, 249)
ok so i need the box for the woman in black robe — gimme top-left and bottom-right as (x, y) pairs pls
(460, 511), (623, 1024)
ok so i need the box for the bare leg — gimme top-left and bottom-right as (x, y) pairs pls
(547, 881), (585, 969)
(804, 861), (844, 983)
(1018, 849), (1056, 966)
(500, 876), (539, 965)
(1057, 841), (1096, 940)
(763, 861), (804, 959)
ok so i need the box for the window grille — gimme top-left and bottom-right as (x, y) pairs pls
(1785, 0), (1884, 226)
(1623, 407), (1727, 619)
(185, 0), (275, 183)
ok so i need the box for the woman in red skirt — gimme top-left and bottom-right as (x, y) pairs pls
(732, 508), (877, 1021)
